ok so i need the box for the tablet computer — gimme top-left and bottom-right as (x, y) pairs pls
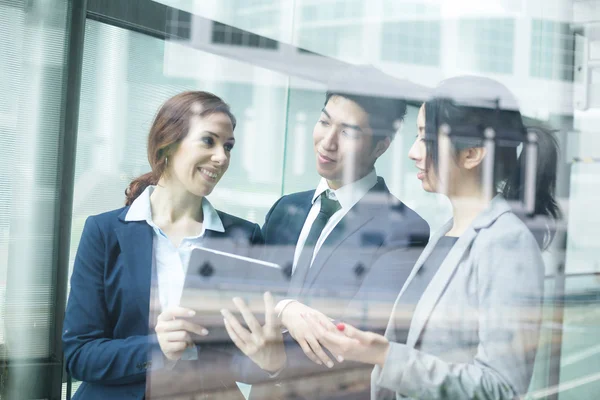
(179, 247), (290, 343)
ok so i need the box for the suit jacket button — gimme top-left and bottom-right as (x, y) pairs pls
(199, 262), (214, 277)
(354, 263), (366, 278)
(282, 262), (293, 279)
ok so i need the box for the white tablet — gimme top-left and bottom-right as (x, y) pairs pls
(179, 247), (290, 343)
(184, 246), (289, 292)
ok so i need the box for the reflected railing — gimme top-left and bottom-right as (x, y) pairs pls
(62, 272), (600, 400)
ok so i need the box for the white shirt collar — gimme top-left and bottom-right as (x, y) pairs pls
(125, 185), (225, 233)
(312, 169), (378, 210)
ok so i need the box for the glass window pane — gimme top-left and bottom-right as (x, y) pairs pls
(60, 2), (600, 399)
(0, 0), (68, 360)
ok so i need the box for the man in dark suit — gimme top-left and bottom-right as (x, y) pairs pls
(225, 66), (430, 398)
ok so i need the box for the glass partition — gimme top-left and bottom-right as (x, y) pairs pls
(64, 1), (600, 399)
(0, 0), (597, 399)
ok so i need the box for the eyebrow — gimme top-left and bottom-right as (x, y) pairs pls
(321, 108), (365, 134)
(205, 131), (235, 142)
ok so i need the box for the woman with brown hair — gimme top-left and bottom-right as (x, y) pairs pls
(62, 91), (264, 400)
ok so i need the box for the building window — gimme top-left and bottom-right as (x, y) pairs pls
(230, 0), (281, 36)
(530, 20), (575, 81)
(166, 9), (192, 40)
(296, 0), (364, 58)
(234, 0), (274, 6)
(458, 18), (515, 74)
(300, 0), (363, 22)
(296, 25), (362, 59)
(381, 20), (441, 66)
(298, 47), (323, 56)
(211, 21), (278, 50)
(382, 0), (440, 18)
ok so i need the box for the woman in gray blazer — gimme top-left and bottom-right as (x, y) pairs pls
(306, 76), (561, 399)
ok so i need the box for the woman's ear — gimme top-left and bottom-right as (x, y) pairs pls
(461, 147), (487, 170)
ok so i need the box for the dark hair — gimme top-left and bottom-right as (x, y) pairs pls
(125, 91), (236, 206)
(323, 65), (409, 144)
(423, 76), (561, 246)
(324, 91), (407, 143)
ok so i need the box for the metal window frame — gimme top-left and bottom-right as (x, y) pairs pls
(51, 0), (88, 399)
(1, 0), (86, 399)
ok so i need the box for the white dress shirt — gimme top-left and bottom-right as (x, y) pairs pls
(276, 170), (378, 318)
(125, 185), (225, 360)
(291, 169), (378, 273)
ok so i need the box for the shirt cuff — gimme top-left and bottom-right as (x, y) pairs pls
(265, 356), (288, 379)
(181, 345), (199, 361)
(150, 351), (178, 371)
(276, 299), (298, 334)
(150, 345), (199, 371)
(267, 366), (284, 378)
(275, 299), (298, 318)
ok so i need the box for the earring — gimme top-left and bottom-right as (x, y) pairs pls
(165, 157), (168, 166)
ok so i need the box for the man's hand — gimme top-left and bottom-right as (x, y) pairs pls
(279, 301), (338, 368)
(222, 292), (286, 373)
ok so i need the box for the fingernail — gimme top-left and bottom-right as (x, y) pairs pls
(327, 361), (334, 368)
(201, 329), (209, 336)
(337, 355), (344, 363)
(336, 323), (345, 331)
(188, 310), (196, 317)
(220, 309), (226, 316)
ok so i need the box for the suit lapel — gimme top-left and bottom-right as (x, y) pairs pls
(300, 180), (390, 294)
(286, 195), (317, 294)
(115, 218), (154, 323)
(285, 193), (313, 245)
(394, 221), (453, 302)
(201, 229), (228, 250)
(401, 197), (512, 347)
(384, 220), (452, 341)
(405, 227), (477, 347)
(301, 209), (375, 293)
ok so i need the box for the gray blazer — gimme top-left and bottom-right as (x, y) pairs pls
(371, 196), (545, 399)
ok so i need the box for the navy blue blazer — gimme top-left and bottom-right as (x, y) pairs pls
(242, 178), (429, 398)
(62, 205), (263, 400)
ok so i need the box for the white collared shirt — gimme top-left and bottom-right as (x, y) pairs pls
(291, 169), (378, 274)
(125, 185), (224, 360)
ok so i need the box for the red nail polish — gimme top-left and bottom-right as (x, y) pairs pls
(336, 323), (345, 331)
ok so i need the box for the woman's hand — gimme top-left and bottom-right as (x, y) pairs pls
(305, 314), (390, 367)
(155, 307), (208, 361)
(279, 301), (338, 368)
(221, 292), (286, 373)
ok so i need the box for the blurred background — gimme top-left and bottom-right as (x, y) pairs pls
(0, 0), (599, 398)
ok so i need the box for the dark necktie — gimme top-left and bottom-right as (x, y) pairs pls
(289, 191), (341, 293)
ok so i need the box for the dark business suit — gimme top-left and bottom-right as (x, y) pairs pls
(245, 177), (429, 399)
(263, 177), (429, 311)
(62, 206), (263, 400)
